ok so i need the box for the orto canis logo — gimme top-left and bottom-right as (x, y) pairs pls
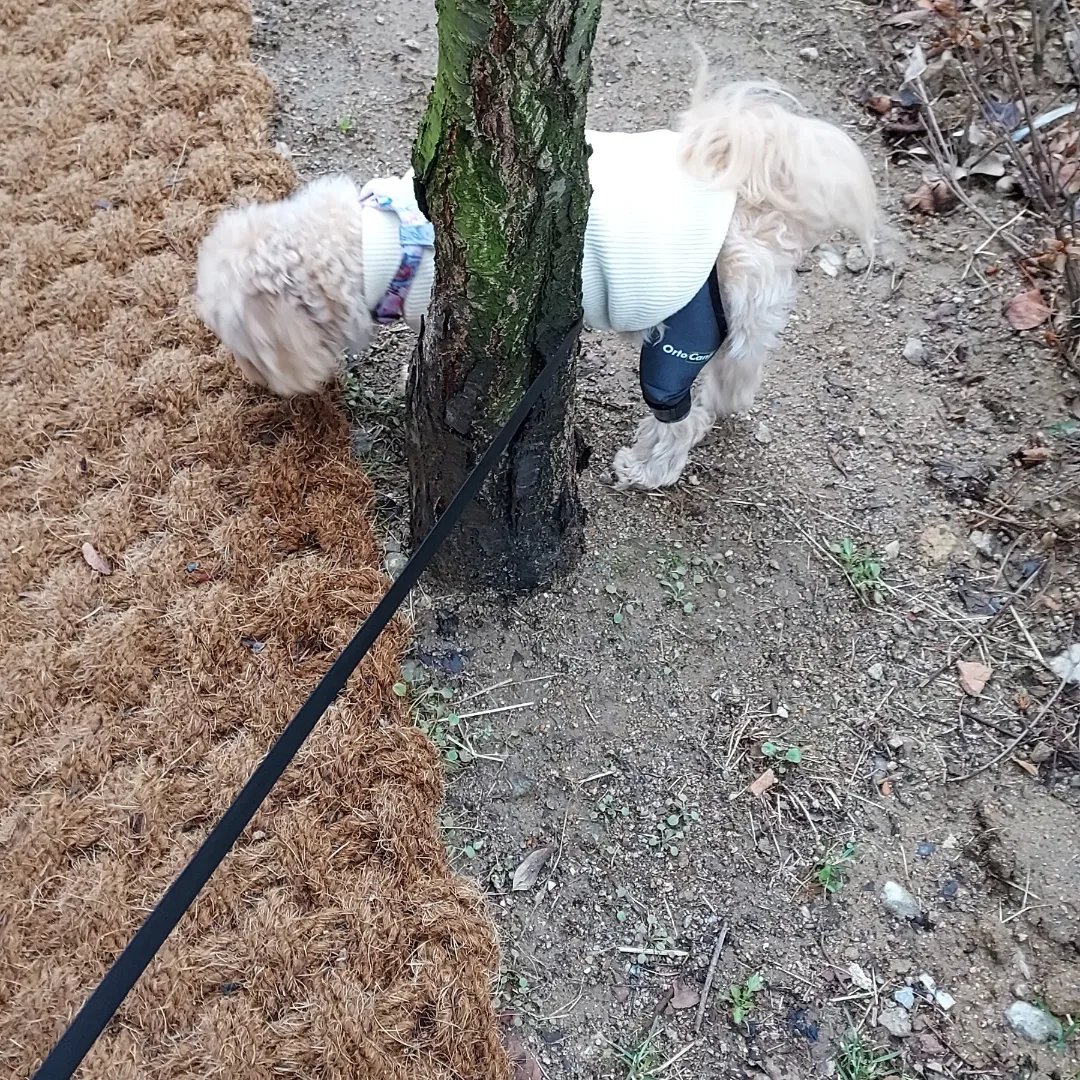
(662, 343), (716, 364)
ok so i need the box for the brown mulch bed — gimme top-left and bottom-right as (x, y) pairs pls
(0, 0), (509, 1075)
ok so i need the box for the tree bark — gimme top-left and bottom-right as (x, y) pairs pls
(408, 0), (601, 591)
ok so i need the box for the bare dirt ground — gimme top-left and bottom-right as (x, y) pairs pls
(251, 0), (1080, 1077)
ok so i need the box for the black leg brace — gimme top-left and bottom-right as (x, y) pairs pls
(639, 267), (727, 423)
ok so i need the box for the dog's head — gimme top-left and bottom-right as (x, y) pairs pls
(195, 175), (371, 397)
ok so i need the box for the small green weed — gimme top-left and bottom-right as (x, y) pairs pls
(616, 888), (678, 963)
(339, 373), (403, 428)
(727, 972), (764, 1025)
(835, 1030), (899, 1080)
(439, 813), (487, 865)
(761, 740), (803, 765)
(1057, 1017), (1079, 1052)
(831, 538), (885, 605)
(815, 841), (857, 896)
(1031, 1000), (1079, 1051)
(604, 582), (635, 626)
(494, 965), (536, 1025)
(394, 661), (485, 769)
(339, 373), (406, 475)
(645, 796), (700, 856)
(659, 573), (693, 613)
(591, 789), (630, 822)
(653, 550), (721, 615)
(609, 1031), (661, 1080)
(337, 115), (355, 134)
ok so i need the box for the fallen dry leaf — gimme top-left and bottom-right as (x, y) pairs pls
(511, 845), (554, 892)
(505, 1036), (542, 1080)
(867, 94), (895, 115)
(1055, 160), (1080, 196)
(1014, 444), (1051, 468)
(1005, 288), (1051, 331)
(670, 981), (700, 1010)
(750, 768), (776, 798)
(957, 660), (991, 696)
(81, 541), (111, 575)
(1012, 758), (1039, 777)
(905, 177), (955, 215)
(964, 150), (1009, 178)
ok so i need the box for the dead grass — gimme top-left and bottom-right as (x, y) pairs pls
(0, 0), (509, 1075)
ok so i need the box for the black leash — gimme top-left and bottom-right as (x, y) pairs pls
(32, 319), (582, 1080)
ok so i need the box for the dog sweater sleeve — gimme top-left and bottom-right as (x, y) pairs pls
(639, 266), (727, 423)
(582, 129), (737, 334)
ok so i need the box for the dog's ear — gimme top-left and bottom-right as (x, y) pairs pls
(240, 288), (342, 397)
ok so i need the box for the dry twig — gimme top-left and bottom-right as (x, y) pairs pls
(694, 922), (730, 1034)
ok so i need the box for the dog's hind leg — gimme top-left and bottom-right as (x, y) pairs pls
(698, 228), (797, 421)
(611, 228), (797, 491)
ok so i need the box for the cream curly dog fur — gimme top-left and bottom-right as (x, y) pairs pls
(196, 80), (876, 491)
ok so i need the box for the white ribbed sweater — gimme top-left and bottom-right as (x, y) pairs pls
(359, 129), (737, 333)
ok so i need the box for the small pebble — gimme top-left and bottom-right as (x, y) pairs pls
(798, 46), (820, 60)
(902, 337), (925, 364)
(1029, 741), (1053, 764)
(867, 662), (884, 682)
(845, 244), (869, 273)
(1006, 1001), (1062, 1044)
(755, 421), (773, 444)
(894, 987), (916, 1009)
(881, 880), (923, 921)
(879, 1005), (912, 1038)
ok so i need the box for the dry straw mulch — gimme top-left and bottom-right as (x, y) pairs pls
(0, 0), (509, 1075)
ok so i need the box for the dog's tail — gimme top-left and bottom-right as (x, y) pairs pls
(678, 66), (877, 255)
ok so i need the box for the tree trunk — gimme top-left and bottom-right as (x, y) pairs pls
(408, 0), (601, 591)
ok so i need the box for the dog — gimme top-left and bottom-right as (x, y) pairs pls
(195, 79), (877, 491)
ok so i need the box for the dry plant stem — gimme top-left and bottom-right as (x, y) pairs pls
(1000, 31), (1061, 208)
(694, 922), (730, 1034)
(913, 76), (1029, 258)
(1031, 0), (1047, 76)
(947, 677), (1069, 783)
(1064, 1), (1080, 83)
(654, 1040), (703, 1075)
(919, 563), (1042, 689)
(1063, 200), (1080, 367)
(956, 57), (1047, 207)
